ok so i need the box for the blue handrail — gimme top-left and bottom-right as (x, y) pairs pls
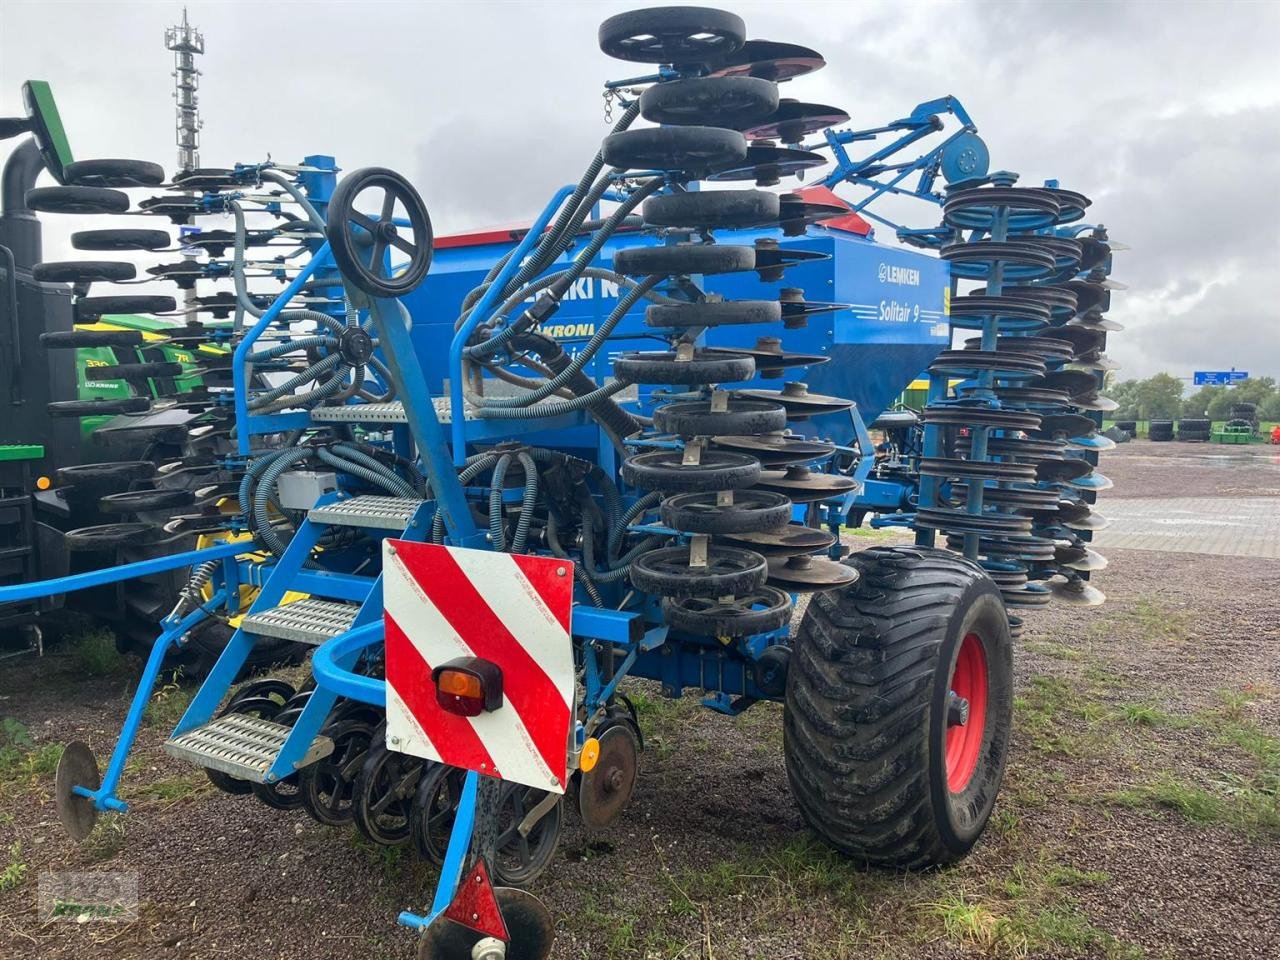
(231, 240), (333, 456)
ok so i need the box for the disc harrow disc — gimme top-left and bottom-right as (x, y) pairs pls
(703, 337), (829, 377)
(707, 144), (827, 186)
(765, 553), (857, 591)
(922, 403), (1042, 432)
(622, 449), (762, 493)
(948, 294), (1051, 332)
(662, 585), (792, 636)
(415, 886), (555, 960)
(750, 239), (830, 282)
(742, 99), (850, 143)
(1048, 576), (1106, 606)
(660, 489), (792, 534)
(1034, 414), (1099, 439)
(653, 398), (788, 436)
(710, 432), (835, 466)
(630, 544), (768, 598)
(707, 39), (826, 82)
(735, 381), (852, 419)
(578, 722), (639, 830)
(929, 348), (1047, 380)
(720, 523), (836, 557)
(171, 167), (240, 191)
(777, 195), (849, 235)
(56, 741), (101, 842)
(1036, 458), (1094, 483)
(753, 464), (857, 502)
(942, 186), (1061, 232)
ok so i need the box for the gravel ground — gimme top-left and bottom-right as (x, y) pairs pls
(0, 445), (1276, 960)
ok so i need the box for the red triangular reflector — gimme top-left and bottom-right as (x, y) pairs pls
(443, 859), (509, 942)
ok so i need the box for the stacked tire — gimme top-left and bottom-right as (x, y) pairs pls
(1114, 419), (1137, 437)
(1148, 419), (1174, 441)
(1177, 418), (1210, 442)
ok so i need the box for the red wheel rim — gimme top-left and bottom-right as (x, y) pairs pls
(945, 631), (989, 793)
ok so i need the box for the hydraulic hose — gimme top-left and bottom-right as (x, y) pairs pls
(511, 451), (539, 554)
(488, 454), (514, 551)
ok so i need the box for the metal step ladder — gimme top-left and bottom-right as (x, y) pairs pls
(164, 713), (333, 781)
(309, 494), (426, 530)
(240, 597), (359, 646)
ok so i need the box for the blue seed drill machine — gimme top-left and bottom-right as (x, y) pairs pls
(0, 7), (1124, 958)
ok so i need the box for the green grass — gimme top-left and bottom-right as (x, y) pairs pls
(143, 671), (194, 729)
(133, 772), (210, 804)
(70, 628), (129, 676)
(0, 717), (63, 798)
(841, 525), (901, 540)
(0, 842), (26, 893)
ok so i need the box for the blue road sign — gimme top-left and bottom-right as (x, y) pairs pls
(1194, 370), (1249, 386)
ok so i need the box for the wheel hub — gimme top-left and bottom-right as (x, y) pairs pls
(945, 632), (989, 793)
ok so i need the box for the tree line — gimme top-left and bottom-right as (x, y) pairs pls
(1107, 373), (1280, 421)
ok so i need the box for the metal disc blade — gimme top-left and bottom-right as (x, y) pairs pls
(1068, 470), (1114, 492)
(707, 40), (827, 82)
(1100, 278), (1128, 290)
(711, 432), (835, 466)
(736, 382), (853, 419)
(56, 741), (101, 842)
(1105, 240), (1130, 251)
(1036, 458), (1093, 483)
(1074, 394), (1119, 413)
(755, 465), (858, 502)
(1065, 510), (1110, 531)
(766, 553), (857, 591)
(1067, 433), (1116, 451)
(1068, 316), (1124, 332)
(720, 523), (837, 556)
(578, 724), (639, 830)
(416, 888), (554, 960)
(1064, 547), (1108, 572)
(1049, 577), (1107, 606)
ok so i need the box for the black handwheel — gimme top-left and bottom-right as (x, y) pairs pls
(326, 167), (433, 298)
(784, 545), (1013, 867)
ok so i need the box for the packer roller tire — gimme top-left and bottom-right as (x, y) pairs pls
(663, 585), (792, 637)
(26, 185), (130, 214)
(32, 261), (137, 284)
(40, 329), (145, 349)
(612, 349), (755, 385)
(598, 5), (746, 64)
(784, 545), (1013, 868)
(64, 158), (165, 188)
(56, 460), (157, 491)
(659, 489), (792, 534)
(602, 125), (747, 173)
(75, 294), (177, 318)
(639, 75), (779, 128)
(642, 188), (779, 229)
(612, 242), (755, 277)
(622, 449), (761, 492)
(72, 228), (171, 251)
(654, 397), (787, 436)
(645, 298), (782, 329)
(629, 544), (767, 598)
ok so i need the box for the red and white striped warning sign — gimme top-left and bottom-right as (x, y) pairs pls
(383, 540), (575, 793)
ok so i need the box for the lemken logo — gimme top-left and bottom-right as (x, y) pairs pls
(877, 262), (921, 286)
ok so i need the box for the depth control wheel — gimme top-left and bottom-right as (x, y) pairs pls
(784, 545), (1013, 867)
(326, 167), (433, 298)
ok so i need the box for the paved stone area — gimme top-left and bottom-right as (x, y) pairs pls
(1093, 496), (1280, 558)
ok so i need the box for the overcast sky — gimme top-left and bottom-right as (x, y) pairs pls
(2, 0), (1277, 383)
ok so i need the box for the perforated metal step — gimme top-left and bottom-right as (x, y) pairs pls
(164, 713), (333, 781)
(241, 598), (358, 645)
(310, 398), (475, 423)
(308, 495), (424, 530)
